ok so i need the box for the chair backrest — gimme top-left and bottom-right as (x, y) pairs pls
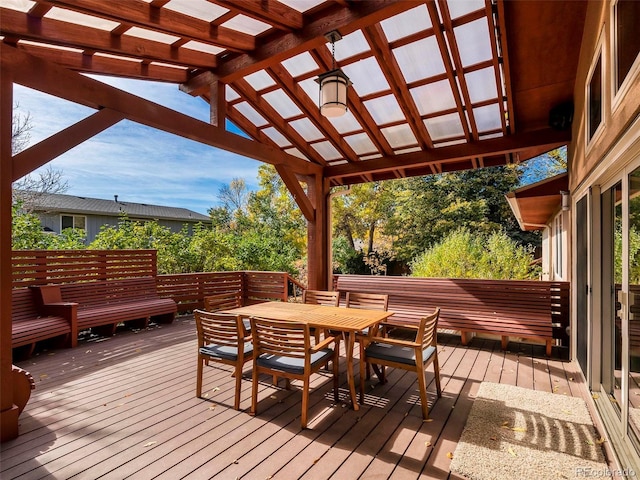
(204, 291), (243, 312)
(194, 309), (247, 349)
(303, 289), (339, 307)
(345, 292), (389, 311)
(417, 308), (440, 347)
(250, 316), (310, 360)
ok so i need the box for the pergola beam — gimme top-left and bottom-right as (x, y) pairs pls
(1, 45), (320, 176)
(325, 128), (570, 182)
(11, 109), (125, 181)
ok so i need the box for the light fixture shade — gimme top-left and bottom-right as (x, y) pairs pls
(317, 68), (350, 117)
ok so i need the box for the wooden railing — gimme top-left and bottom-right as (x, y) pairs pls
(11, 250), (303, 314)
(12, 249), (157, 288)
(156, 271), (300, 312)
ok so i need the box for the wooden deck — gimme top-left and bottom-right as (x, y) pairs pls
(1, 314), (606, 479)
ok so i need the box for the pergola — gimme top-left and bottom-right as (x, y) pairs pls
(0, 0), (587, 440)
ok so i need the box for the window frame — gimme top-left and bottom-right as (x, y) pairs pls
(610, 0), (640, 111)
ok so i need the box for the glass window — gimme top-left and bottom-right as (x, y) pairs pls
(554, 214), (563, 279)
(615, 0), (640, 91)
(61, 215), (86, 230)
(588, 54), (602, 141)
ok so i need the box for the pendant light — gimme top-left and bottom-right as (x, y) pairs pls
(316, 31), (351, 118)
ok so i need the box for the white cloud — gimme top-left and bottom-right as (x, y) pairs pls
(13, 78), (261, 215)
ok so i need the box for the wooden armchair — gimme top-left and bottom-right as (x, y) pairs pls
(302, 289), (339, 342)
(346, 292), (389, 377)
(302, 289), (340, 307)
(204, 291), (243, 312)
(359, 307), (441, 420)
(249, 316), (339, 429)
(194, 309), (253, 410)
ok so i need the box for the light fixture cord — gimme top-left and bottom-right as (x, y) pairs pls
(331, 36), (336, 70)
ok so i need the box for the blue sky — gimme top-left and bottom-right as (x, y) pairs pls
(13, 76), (261, 215)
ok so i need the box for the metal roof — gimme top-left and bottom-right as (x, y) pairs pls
(27, 191), (211, 222)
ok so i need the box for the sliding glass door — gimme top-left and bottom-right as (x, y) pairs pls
(599, 164), (640, 458)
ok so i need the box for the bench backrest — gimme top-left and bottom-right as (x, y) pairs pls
(60, 277), (159, 307)
(335, 275), (552, 325)
(12, 288), (39, 321)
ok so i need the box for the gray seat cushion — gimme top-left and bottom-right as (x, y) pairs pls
(200, 341), (253, 362)
(257, 348), (334, 375)
(365, 343), (436, 366)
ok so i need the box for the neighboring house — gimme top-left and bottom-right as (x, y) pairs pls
(506, 173), (569, 281)
(25, 192), (211, 243)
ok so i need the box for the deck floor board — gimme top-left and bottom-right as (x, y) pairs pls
(1, 314), (608, 480)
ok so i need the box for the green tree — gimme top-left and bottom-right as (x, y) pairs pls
(411, 228), (539, 280)
(387, 165), (529, 264)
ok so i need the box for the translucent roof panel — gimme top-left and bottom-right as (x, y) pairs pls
(221, 15), (271, 36)
(473, 104), (502, 132)
(395, 146), (422, 155)
(263, 127), (292, 148)
(454, 18), (493, 67)
(290, 118), (324, 142)
(479, 132), (504, 140)
(332, 30), (370, 61)
(424, 113), (465, 140)
(243, 70), (276, 91)
(44, 7), (120, 31)
(411, 80), (456, 115)
(465, 67), (498, 104)
(262, 89), (303, 119)
(344, 133), (377, 155)
(381, 5), (431, 42)
(164, 0), (228, 22)
(326, 110), (363, 135)
(234, 102), (269, 127)
(284, 147), (310, 161)
(311, 141), (343, 161)
(277, 0), (326, 13)
(393, 37), (445, 83)
(225, 86), (241, 102)
(381, 124), (418, 148)
(182, 41), (225, 55)
(342, 57), (389, 97)
(281, 52), (319, 78)
(435, 138), (466, 148)
(447, 0), (485, 20)
(124, 27), (180, 44)
(4, 0), (36, 13)
(364, 95), (405, 124)
(360, 153), (383, 161)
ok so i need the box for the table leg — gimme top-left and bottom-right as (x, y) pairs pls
(344, 331), (359, 411)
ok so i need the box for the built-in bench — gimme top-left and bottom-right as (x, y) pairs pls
(11, 287), (77, 356)
(335, 275), (570, 356)
(34, 277), (177, 337)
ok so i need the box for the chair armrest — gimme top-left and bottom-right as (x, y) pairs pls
(40, 302), (77, 317)
(311, 335), (337, 352)
(366, 337), (421, 349)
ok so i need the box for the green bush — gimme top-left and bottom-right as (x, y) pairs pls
(410, 228), (539, 280)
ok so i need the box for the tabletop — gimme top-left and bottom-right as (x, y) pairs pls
(221, 301), (394, 332)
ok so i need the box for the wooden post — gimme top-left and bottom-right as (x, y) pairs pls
(306, 173), (331, 290)
(0, 70), (19, 441)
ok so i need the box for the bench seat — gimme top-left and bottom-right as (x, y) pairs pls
(34, 277), (177, 338)
(11, 288), (76, 356)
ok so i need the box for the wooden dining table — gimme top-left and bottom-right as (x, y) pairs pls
(220, 301), (394, 410)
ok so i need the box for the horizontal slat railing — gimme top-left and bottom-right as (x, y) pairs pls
(156, 271), (298, 312)
(12, 249), (157, 288)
